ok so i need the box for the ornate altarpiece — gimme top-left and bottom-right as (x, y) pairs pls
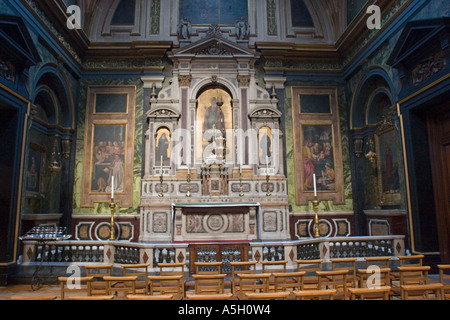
(140, 29), (290, 243)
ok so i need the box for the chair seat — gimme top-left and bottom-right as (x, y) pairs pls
(244, 292), (291, 300)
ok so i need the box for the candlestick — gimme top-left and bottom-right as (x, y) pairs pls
(111, 175), (114, 199)
(186, 167), (191, 197)
(313, 173), (317, 197)
(313, 196), (320, 238)
(239, 166), (244, 197)
(109, 198), (116, 240)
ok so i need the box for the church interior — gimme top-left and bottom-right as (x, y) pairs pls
(0, 0), (449, 301)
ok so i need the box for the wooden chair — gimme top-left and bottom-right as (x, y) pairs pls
(127, 294), (173, 300)
(158, 262), (186, 296)
(357, 267), (392, 299)
(187, 293), (233, 300)
(392, 255), (425, 283)
(230, 261), (257, 295)
(85, 264), (112, 295)
(67, 295), (114, 300)
(192, 273), (227, 295)
(398, 266), (443, 300)
(103, 276), (137, 297)
(438, 265), (450, 300)
(236, 273), (271, 299)
(317, 270), (349, 300)
(194, 261), (223, 274)
(10, 295), (57, 300)
(148, 275), (184, 299)
(121, 263), (149, 294)
(261, 260), (287, 273)
(245, 291), (290, 300)
(293, 289), (336, 300)
(349, 286), (391, 300)
(57, 276), (93, 299)
(331, 258), (357, 288)
(364, 256), (391, 268)
(296, 259), (322, 289)
(272, 271), (305, 293)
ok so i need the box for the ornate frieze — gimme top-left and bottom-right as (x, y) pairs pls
(412, 51), (446, 86)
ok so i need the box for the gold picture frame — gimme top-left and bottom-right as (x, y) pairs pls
(375, 125), (402, 206)
(292, 87), (345, 205)
(81, 86), (136, 207)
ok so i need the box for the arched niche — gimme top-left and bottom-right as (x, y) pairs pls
(195, 84), (234, 165)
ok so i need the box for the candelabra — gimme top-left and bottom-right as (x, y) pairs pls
(186, 171), (191, 197)
(158, 171), (164, 197)
(312, 196), (320, 238)
(109, 198), (116, 240)
(266, 174), (271, 197)
(239, 170), (244, 197)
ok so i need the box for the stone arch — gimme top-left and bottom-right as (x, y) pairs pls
(350, 67), (396, 131)
(32, 64), (74, 130)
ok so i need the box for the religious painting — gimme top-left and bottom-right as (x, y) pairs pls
(155, 127), (170, 166)
(301, 124), (335, 192)
(292, 87), (344, 205)
(25, 143), (45, 194)
(90, 124), (126, 194)
(375, 126), (402, 206)
(258, 126), (272, 165)
(195, 88), (233, 163)
(81, 86), (136, 207)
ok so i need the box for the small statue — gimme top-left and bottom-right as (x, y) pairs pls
(177, 17), (192, 39)
(235, 17), (250, 40)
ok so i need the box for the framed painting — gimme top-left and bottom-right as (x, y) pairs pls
(375, 126), (402, 206)
(25, 143), (45, 195)
(292, 87), (344, 205)
(81, 86), (136, 207)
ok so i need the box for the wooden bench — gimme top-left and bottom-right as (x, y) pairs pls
(67, 295), (114, 300)
(148, 275), (184, 299)
(121, 263), (150, 295)
(192, 273), (227, 295)
(293, 289), (336, 300)
(244, 291), (290, 300)
(103, 276), (138, 296)
(85, 264), (112, 295)
(57, 276), (94, 299)
(127, 294), (173, 300)
(348, 286), (391, 300)
(10, 295), (57, 300)
(186, 293), (233, 300)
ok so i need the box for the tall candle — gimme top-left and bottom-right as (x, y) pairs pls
(160, 155), (163, 173)
(313, 173), (317, 197)
(111, 175), (114, 199)
(239, 164), (242, 174)
(266, 155), (269, 173)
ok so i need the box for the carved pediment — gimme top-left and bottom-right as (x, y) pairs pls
(249, 107), (282, 119)
(172, 34), (257, 59)
(387, 18), (450, 70)
(147, 107), (180, 119)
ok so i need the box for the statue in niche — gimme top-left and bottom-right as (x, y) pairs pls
(203, 97), (226, 141)
(260, 132), (272, 160)
(177, 17), (192, 39)
(156, 129), (170, 165)
(235, 17), (250, 40)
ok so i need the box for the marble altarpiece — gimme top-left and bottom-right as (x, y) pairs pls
(139, 29), (290, 245)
